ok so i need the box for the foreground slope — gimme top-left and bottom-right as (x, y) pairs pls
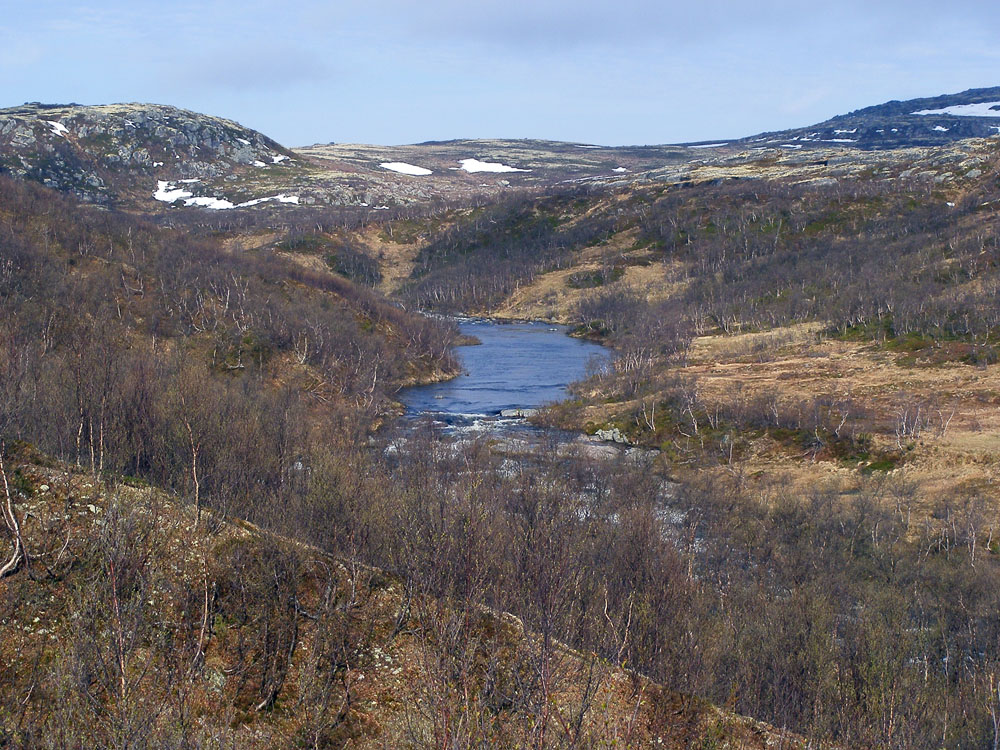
(0, 448), (805, 749)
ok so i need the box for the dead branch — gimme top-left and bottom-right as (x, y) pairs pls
(0, 445), (26, 578)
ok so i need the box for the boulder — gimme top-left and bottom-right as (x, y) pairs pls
(500, 408), (538, 418)
(595, 427), (630, 444)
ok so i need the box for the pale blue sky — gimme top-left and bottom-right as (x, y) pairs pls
(3, 1), (998, 146)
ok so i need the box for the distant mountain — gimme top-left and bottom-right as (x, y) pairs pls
(2, 88), (998, 210)
(736, 86), (1000, 151)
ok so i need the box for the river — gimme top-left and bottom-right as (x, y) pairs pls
(399, 318), (609, 433)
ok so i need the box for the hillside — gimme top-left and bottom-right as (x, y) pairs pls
(0, 173), (460, 492)
(0, 446), (806, 748)
(350, 135), (995, 318)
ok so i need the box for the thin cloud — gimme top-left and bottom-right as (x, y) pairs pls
(3, 0), (999, 146)
(0, 30), (44, 69)
(162, 46), (335, 93)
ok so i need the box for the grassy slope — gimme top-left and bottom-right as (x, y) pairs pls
(546, 324), (1000, 519)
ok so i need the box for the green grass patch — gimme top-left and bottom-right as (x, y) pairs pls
(860, 456), (902, 474)
(570, 320), (612, 340)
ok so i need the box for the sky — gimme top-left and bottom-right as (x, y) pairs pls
(2, 1), (999, 147)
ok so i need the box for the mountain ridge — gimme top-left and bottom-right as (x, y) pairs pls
(1, 86), (998, 210)
(737, 85), (1000, 150)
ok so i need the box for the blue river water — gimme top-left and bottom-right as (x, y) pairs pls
(399, 319), (609, 422)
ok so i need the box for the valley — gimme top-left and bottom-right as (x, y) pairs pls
(3, 86), (1000, 748)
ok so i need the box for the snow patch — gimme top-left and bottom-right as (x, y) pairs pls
(44, 120), (68, 137)
(932, 125), (950, 132)
(912, 101), (1000, 118)
(575, 144), (602, 149)
(185, 196), (235, 209)
(690, 143), (728, 149)
(237, 194), (299, 208)
(822, 138), (857, 143)
(153, 181), (192, 203)
(613, 167), (629, 173)
(380, 162), (433, 176)
(459, 158), (529, 173)
(834, 128), (858, 134)
(237, 138), (251, 146)
(253, 160), (267, 167)
(153, 180), (299, 209)
(779, 144), (803, 149)
(272, 154), (289, 164)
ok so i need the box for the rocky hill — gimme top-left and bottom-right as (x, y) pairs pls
(0, 102), (301, 205)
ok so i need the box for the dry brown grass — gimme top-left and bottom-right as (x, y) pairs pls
(494, 254), (685, 323)
(220, 230), (280, 253)
(571, 323), (1000, 519)
(358, 225), (424, 295)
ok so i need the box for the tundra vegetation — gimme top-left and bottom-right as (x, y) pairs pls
(2, 129), (1000, 749)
